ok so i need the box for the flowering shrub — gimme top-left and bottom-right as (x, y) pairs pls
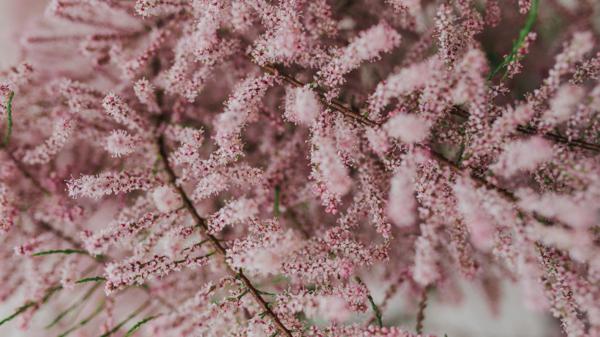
(1, 0), (599, 336)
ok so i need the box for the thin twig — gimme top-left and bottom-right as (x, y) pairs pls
(450, 107), (600, 153)
(32, 249), (90, 257)
(355, 277), (382, 327)
(367, 274), (406, 325)
(415, 287), (430, 335)
(157, 135), (293, 337)
(5, 150), (50, 194)
(36, 221), (83, 248)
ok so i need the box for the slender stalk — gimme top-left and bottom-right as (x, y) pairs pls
(124, 314), (162, 337)
(99, 300), (150, 337)
(367, 274), (405, 326)
(488, 0), (539, 80)
(46, 282), (102, 329)
(450, 106), (600, 153)
(273, 185), (281, 217)
(32, 249), (89, 257)
(0, 275), (104, 328)
(2, 91), (14, 147)
(57, 301), (105, 337)
(415, 287), (430, 335)
(157, 136), (294, 337)
(76, 276), (107, 284)
(356, 276), (383, 327)
(0, 302), (36, 326)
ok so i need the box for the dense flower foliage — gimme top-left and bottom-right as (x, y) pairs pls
(1, 0), (600, 336)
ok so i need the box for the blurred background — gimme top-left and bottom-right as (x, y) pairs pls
(0, 1), (565, 336)
(0, 1), (47, 70)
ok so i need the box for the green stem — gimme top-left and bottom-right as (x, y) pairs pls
(57, 301), (105, 337)
(273, 185), (281, 217)
(32, 249), (89, 257)
(75, 276), (107, 284)
(2, 91), (14, 147)
(99, 300), (149, 337)
(355, 277), (382, 327)
(124, 315), (161, 337)
(0, 302), (35, 327)
(367, 294), (383, 327)
(46, 282), (102, 329)
(488, 0), (539, 80)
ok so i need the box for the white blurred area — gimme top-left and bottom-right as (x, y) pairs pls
(0, 1), (560, 337)
(406, 281), (558, 337)
(0, 0), (47, 70)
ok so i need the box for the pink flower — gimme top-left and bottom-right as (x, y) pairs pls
(2, 1), (600, 336)
(133, 78), (160, 113)
(453, 176), (496, 251)
(368, 58), (435, 120)
(208, 197), (259, 234)
(22, 118), (74, 165)
(214, 74), (276, 151)
(384, 113), (430, 143)
(491, 136), (554, 178)
(387, 164), (417, 227)
(318, 21), (401, 96)
(104, 130), (141, 157)
(310, 133), (352, 213)
(103, 92), (149, 134)
(284, 85), (321, 126)
(105, 243), (211, 294)
(67, 170), (156, 199)
(0, 184), (17, 233)
(228, 224), (302, 276)
(152, 185), (182, 212)
(539, 84), (585, 131)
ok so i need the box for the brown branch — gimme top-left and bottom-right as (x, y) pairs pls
(261, 64), (376, 127)
(260, 63), (571, 228)
(263, 63), (600, 153)
(415, 287), (430, 335)
(450, 107), (600, 153)
(157, 135), (293, 337)
(367, 274), (406, 326)
(5, 150), (182, 311)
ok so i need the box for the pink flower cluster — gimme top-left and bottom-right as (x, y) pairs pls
(0, 1), (599, 337)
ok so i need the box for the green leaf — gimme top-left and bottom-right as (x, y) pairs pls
(1, 275), (106, 329)
(75, 276), (106, 284)
(41, 286), (64, 304)
(57, 301), (105, 337)
(46, 282), (101, 329)
(124, 315), (161, 337)
(2, 91), (14, 147)
(0, 302), (35, 327)
(32, 249), (89, 257)
(99, 301), (148, 337)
